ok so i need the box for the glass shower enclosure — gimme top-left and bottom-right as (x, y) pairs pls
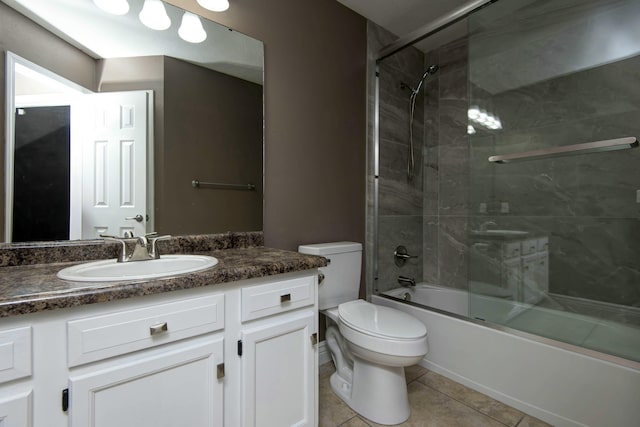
(372, 0), (640, 365)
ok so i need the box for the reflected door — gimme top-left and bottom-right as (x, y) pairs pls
(79, 91), (149, 239)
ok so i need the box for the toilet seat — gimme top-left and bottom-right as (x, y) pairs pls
(338, 300), (427, 340)
(335, 300), (428, 360)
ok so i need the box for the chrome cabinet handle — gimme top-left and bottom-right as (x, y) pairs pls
(125, 214), (144, 223)
(150, 322), (168, 336)
(280, 293), (291, 303)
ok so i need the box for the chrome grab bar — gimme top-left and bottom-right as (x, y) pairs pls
(489, 137), (638, 164)
(192, 180), (256, 191)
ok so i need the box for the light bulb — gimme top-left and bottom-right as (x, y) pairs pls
(139, 0), (171, 31)
(179, 12), (207, 43)
(197, 0), (230, 12)
(94, 0), (129, 15)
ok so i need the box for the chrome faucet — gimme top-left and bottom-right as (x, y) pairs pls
(101, 232), (171, 262)
(398, 276), (416, 287)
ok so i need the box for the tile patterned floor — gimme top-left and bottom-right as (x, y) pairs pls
(319, 363), (553, 427)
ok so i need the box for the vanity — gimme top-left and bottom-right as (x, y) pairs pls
(0, 232), (325, 427)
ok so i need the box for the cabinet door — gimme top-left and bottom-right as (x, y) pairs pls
(522, 254), (545, 304)
(240, 310), (316, 427)
(69, 336), (223, 427)
(501, 257), (522, 302)
(0, 391), (32, 427)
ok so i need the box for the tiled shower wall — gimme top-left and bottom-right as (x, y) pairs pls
(368, 17), (639, 308)
(367, 19), (471, 294)
(367, 22), (424, 293)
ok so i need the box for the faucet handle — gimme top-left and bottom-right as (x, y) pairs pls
(149, 235), (172, 259)
(100, 234), (134, 262)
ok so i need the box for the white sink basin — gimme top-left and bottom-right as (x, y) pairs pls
(57, 254), (219, 282)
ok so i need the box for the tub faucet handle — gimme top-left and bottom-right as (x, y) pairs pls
(394, 245), (418, 266)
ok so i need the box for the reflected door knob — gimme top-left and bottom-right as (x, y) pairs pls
(125, 214), (144, 223)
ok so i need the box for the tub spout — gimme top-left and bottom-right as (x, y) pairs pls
(398, 276), (416, 287)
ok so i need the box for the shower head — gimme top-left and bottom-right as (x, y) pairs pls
(413, 64), (439, 94)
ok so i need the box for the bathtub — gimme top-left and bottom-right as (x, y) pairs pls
(373, 284), (640, 427)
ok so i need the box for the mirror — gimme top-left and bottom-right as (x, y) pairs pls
(1, 0), (264, 243)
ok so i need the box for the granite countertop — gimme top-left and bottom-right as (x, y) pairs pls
(0, 233), (327, 318)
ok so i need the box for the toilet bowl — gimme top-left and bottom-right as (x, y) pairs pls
(324, 300), (428, 425)
(298, 242), (428, 425)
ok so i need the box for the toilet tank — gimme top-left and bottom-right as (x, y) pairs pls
(298, 242), (362, 310)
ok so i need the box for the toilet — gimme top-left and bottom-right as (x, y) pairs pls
(299, 242), (428, 425)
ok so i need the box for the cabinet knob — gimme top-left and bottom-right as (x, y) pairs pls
(149, 322), (168, 336)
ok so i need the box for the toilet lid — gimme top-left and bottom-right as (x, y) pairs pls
(338, 300), (427, 340)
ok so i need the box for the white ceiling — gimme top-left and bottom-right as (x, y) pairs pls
(336, 0), (469, 38)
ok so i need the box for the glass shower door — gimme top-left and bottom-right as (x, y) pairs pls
(467, 0), (640, 363)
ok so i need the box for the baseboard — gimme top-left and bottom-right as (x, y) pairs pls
(318, 340), (331, 366)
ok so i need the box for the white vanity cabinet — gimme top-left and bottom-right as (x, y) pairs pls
(0, 326), (33, 426)
(238, 276), (318, 427)
(69, 335), (224, 427)
(0, 270), (319, 427)
(66, 294), (226, 427)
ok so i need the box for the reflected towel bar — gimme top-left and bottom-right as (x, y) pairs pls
(192, 180), (256, 191)
(488, 137), (638, 164)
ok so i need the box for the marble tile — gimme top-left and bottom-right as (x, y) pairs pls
(339, 416), (371, 427)
(439, 145), (470, 216)
(319, 368), (357, 427)
(439, 99), (469, 148)
(516, 415), (554, 427)
(376, 215), (423, 293)
(404, 364), (428, 383)
(422, 216), (439, 284)
(438, 216), (469, 290)
(367, 381), (506, 427)
(417, 371), (525, 426)
(319, 363), (553, 427)
(378, 176), (423, 216)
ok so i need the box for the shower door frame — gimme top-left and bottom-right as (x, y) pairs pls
(370, 0), (640, 370)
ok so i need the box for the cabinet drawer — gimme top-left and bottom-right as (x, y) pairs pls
(68, 294), (224, 367)
(521, 238), (539, 255)
(537, 237), (549, 252)
(241, 276), (315, 322)
(0, 327), (31, 384)
(502, 242), (521, 259)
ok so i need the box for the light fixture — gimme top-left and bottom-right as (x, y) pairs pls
(179, 12), (207, 43)
(139, 0), (171, 31)
(93, 0), (130, 15)
(468, 105), (502, 131)
(197, 0), (230, 12)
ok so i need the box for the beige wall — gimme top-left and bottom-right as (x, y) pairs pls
(168, 0), (368, 252)
(161, 56), (263, 234)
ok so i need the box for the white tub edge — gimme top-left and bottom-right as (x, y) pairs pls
(373, 294), (640, 427)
